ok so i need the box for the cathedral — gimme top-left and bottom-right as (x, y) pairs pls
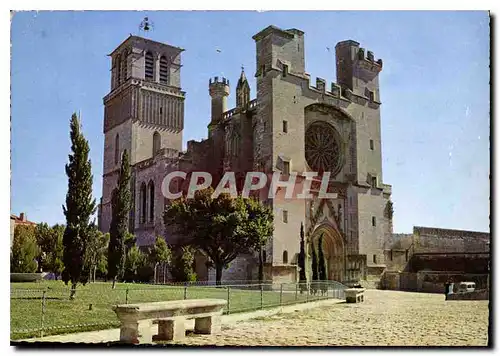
(98, 25), (393, 284)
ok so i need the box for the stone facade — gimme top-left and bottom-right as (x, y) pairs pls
(98, 25), (394, 284)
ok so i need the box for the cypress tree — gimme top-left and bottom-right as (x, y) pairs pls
(298, 222), (307, 292)
(318, 233), (327, 281)
(62, 113), (96, 299)
(108, 149), (131, 289)
(311, 241), (318, 282)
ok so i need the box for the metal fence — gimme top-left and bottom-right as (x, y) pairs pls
(10, 280), (347, 340)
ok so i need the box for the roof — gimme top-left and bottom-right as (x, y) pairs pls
(237, 69), (249, 88)
(252, 25), (301, 41)
(108, 35), (185, 57)
(10, 213), (37, 225)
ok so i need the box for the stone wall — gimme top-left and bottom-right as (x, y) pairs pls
(413, 226), (490, 254)
(381, 271), (489, 293)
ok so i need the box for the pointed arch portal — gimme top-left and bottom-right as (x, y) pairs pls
(310, 223), (345, 282)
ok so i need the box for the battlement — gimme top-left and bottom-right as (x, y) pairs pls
(209, 76), (230, 98)
(209, 76), (230, 86)
(357, 47), (383, 69)
(335, 40), (383, 71)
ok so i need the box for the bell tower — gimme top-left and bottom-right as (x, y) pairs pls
(99, 34), (185, 233)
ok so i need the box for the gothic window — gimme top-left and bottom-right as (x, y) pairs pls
(390, 249), (393, 261)
(140, 183), (147, 224)
(145, 51), (154, 80)
(283, 250), (288, 264)
(153, 131), (161, 156)
(372, 216), (376, 227)
(159, 56), (168, 84)
(370, 139), (374, 150)
(114, 134), (120, 164)
(116, 54), (122, 86)
(373, 254), (377, 264)
(148, 181), (155, 223)
(305, 121), (343, 175)
(282, 120), (288, 133)
(283, 64), (288, 77)
(371, 175), (377, 188)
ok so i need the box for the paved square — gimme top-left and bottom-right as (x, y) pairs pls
(166, 290), (489, 346)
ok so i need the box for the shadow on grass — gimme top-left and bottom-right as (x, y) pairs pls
(11, 297), (66, 300)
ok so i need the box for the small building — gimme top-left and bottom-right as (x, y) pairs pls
(10, 212), (37, 248)
(382, 226), (490, 293)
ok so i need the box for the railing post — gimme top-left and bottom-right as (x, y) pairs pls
(227, 287), (231, 315)
(295, 283), (298, 301)
(40, 290), (46, 338)
(184, 284), (188, 300)
(306, 283), (309, 303)
(260, 284), (264, 309)
(125, 288), (129, 304)
(280, 284), (283, 307)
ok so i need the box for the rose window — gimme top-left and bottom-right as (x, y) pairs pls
(305, 121), (343, 175)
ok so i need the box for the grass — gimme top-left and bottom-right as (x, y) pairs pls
(11, 281), (333, 340)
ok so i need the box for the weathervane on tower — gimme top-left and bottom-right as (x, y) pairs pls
(139, 16), (154, 36)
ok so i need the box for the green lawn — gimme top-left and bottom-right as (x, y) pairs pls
(11, 281), (332, 340)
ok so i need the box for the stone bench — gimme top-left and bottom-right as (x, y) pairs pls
(112, 298), (227, 344)
(344, 288), (365, 303)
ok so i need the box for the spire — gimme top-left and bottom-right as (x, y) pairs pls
(237, 66), (248, 88)
(236, 66), (250, 108)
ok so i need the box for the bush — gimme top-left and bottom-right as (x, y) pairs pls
(170, 246), (197, 282)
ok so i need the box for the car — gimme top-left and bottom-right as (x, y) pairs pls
(458, 281), (476, 293)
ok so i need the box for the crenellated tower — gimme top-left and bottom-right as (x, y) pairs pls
(208, 76), (230, 137)
(335, 40), (383, 102)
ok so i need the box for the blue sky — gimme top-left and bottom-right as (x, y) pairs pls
(11, 11), (490, 233)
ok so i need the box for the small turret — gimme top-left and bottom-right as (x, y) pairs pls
(335, 40), (383, 101)
(208, 76), (230, 136)
(236, 67), (250, 108)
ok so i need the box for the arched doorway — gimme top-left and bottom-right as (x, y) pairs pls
(310, 224), (345, 282)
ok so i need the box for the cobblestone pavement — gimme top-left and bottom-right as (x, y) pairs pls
(166, 290), (489, 346)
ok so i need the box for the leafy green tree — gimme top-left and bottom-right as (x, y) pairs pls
(298, 222), (307, 292)
(123, 245), (146, 282)
(170, 245), (197, 282)
(48, 224), (65, 277)
(164, 188), (272, 285)
(62, 113), (97, 299)
(149, 236), (172, 283)
(84, 225), (109, 282)
(35, 223), (52, 270)
(11, 225), (39, 273)
(108, 149), (131, 289)
(243, 198), (273, 283)
(35, 223), (64, 275)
